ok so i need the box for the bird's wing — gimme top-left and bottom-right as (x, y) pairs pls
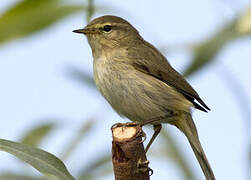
(129, 43), (210, 112)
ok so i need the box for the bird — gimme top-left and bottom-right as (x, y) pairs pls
(73, 15), (215, 180)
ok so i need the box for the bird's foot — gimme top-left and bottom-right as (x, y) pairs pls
(140, 130), (146, 143)
(137, 158), (153, 176)
(111, 122), (141, 130)
(111, 122), (146, 142)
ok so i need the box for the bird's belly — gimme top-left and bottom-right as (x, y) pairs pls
(93, 61), (191, 123)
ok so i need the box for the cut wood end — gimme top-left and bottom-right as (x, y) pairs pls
(112, 126), (137, 141)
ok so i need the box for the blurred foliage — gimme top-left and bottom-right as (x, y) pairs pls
(66, 65), (95, 89)
(77, 155), (112, 180)
(184, 7), (251, 77)
(0, 0), (251, 180)
(218, 65), (251, 179)
(0, 139), (75, 180)
(161, 129), (196, 180)
(20, 123), (55, 147)
(61, 119), (95, 160)
(86, 0), (95, 23)
(0, 173), (45, 180)
(236, 6), (251, 35)
(0, 0), (87, 45)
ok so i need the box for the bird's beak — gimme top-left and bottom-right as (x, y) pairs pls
(72, 28), (97, 35)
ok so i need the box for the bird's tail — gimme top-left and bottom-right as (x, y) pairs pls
(172, 113), (215, 180)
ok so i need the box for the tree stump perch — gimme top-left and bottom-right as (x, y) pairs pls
(111, 123), (151, 180)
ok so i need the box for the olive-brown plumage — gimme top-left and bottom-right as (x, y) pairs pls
(73, 15), (215, 180)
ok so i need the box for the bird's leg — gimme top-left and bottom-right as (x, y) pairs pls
(145, 124), (162, 153)
(137, 124), (161, 175)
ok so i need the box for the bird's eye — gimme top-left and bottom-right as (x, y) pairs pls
(103, 25), (112, 32)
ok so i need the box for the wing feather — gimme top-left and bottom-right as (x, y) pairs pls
(127, 40), (210, 112)
(132, 62), (210, 112)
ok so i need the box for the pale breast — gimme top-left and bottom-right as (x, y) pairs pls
(93, 57), (191, 123)
(93, 57), (129, 111)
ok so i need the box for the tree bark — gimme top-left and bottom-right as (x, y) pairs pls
(111, 123), (151, 180)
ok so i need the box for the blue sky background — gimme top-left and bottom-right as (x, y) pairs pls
(0, 0), (251, 179)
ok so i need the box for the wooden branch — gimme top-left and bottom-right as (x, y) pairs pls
(111, 123), (151, 180)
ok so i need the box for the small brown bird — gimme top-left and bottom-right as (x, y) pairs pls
(73, 15), (215, 180)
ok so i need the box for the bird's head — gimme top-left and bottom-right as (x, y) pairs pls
(73, 15), (141, 52)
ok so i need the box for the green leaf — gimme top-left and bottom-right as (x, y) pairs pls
(161, 130), (196, 180)
(21, 123), (55, 147)
(0, 0), (85, 44)
(61, 119), (95, 160)
(236, 7), (251, 36)
(0, 173), (45, 180)
(0, 139), (75, 180)
(183, 6), (251, 77)
(183, 20), (238, 77)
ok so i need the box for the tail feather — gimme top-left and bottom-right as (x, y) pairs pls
(172, 113), (215, 180)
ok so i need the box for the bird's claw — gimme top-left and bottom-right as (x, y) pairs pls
(140, 130), (146, 143)
(137, 159), (153, 176)
(111, 123), (124, 130)
(124, 122), (140, 127)
(111, 122), (140, 130)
